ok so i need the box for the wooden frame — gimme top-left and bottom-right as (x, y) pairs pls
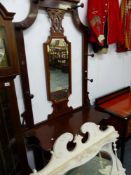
(14, 0), (90, 124)
(43, 7), (73, 119)
(44, 36), (71, 102)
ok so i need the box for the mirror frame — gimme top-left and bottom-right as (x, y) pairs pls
(44, 36), (72, 102)
(43, 8), (74, 119)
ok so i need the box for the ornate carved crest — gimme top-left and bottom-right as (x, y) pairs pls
(47, 9), (65, 35)
(30, 123), (126, 175)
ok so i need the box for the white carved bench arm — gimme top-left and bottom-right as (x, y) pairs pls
(30, 122), (126, 175)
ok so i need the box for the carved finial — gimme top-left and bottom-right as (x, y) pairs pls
(47, 9), (65, 35)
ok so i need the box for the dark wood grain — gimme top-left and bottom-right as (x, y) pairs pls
(25, 106), (109, 151)
(14, 29), (34, 128)
(14, 0), (90, 123)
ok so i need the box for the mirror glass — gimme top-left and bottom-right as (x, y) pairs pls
(65, 152), (112, 175)
(45, 37), (71, 101)
(0, 27), (9, 67)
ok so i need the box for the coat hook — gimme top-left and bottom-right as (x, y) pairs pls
(88, 54), (94, 57)
(87, 79), (93, 83)
(25, 91), (34, 99)
(71, 3), (84, 9)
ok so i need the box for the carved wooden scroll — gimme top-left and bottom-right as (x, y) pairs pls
(47, 9), (65, 35)
(30, 123), (126, 175)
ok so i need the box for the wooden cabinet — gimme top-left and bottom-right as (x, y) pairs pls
(0, 81), (30, 175)
(0, 3), (30, 175)
(0, 83), (20, 175)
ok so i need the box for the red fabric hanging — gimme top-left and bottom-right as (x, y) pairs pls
(87, 0), (120, 46)
(117, 0), (131, 52)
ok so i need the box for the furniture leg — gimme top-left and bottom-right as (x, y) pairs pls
(120, 119), (128, 164)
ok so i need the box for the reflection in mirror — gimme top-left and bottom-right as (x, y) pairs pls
(45, 37), (71, 101)
(0, 27), (9, 67)
(65, 152), (112, 175)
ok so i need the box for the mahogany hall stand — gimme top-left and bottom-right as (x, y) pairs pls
(95, 86), (131, 163)
(14, 0), (111, 172)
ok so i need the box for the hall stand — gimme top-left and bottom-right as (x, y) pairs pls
(14, 0), (118, 172)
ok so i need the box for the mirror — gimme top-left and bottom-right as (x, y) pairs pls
(44, 36), (71, 101)
(65, 152), (112, 175)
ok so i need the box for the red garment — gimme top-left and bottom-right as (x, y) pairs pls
(117, 0), (131, 52)
(87, 0), (120, 45)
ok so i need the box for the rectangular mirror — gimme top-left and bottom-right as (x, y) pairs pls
(44, 36), (71, 102)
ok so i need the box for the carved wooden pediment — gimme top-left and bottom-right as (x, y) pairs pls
(30, 123), (126, 175)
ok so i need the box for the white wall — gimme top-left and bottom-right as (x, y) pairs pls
(1, 0), (131, 123)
